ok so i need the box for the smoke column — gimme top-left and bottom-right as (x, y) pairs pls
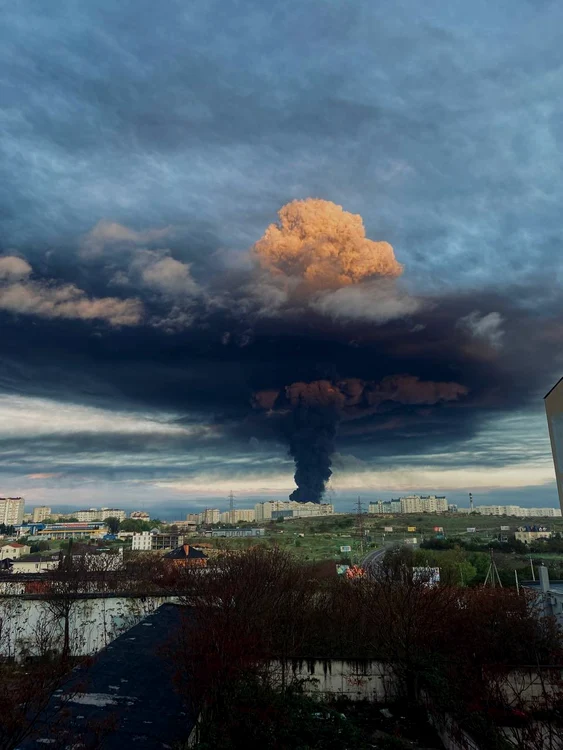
(287, 404), (338, 503)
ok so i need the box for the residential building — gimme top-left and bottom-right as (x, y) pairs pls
(76, 508), (103, 522)
(101, 508), (127, 522)
(0, 542), (31, 560)
(545, 377), (563, 513)
(514, 526), (553, 544)
(38, 523), (107, 541)
(0, 497), (24, 526)
(130, 511), (151, 521)
(219, 509), (256, 524)
(199, 508), (220, 525)
(32, 506), (52, 523)
(474, 505), (562, 518)
(399, 495), (449, 514)
(186, 513), (199, 524)
(11, 553), (60, 574)
(163, 544), (207, 567)
(209, 528), (266, 538)
(131, 531), (186, 551)
(254, 501), (334, 522)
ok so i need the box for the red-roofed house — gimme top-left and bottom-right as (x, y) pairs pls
(0, 542), (31, 560)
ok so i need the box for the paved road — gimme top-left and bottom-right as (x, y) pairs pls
(361, 545), (391, 572)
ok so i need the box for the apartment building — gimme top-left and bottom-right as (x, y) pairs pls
(369, 496), (447, 514)
(219, 508), (256, 524)
(0, 497), (24, 526)
(32, 505), (52, 523)
(199, 508), (220, 525)
(475, 506), (562, 518)
(76, 508), (126, 522)
(131, 531), (186, 551)
(254, 501), (334, 522)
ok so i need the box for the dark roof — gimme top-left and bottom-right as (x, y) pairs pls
(18, 603), (197, 749)
(164, 544), (207, 560)
(19, 553), (60, 562)
(544, 376), (563, 400)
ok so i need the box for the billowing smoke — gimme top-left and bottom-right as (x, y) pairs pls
(254, 376), (468, 502)
(253, 198), (402, 289)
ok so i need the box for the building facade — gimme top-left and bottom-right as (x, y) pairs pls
(514, 526), (553, 544)
(131, 531), (186, 551)
(0, 543), (31, 560)
(369, 496), (447, 514)
(38, 523), (107, 541)
(475, 505), (561, 518)
(219, 509), (256, 524)
(32, 506), (51, 523)
(545, 377), (563, 514)
(209, 528), (266, 538)
(254, 501), (334, 522)
(0, 497), (24, 526)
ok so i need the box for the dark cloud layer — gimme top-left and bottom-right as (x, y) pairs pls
(1, 1), (563, 502)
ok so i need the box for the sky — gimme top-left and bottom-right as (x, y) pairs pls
(1, 0), (563, 516)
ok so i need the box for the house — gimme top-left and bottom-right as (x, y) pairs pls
(164, 544), (207, 567)
(514, 526), (552, 544)
(11, 553), (61, 573)
(0, 542), (31, 559)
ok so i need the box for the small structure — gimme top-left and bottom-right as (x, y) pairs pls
(522, 566), (563, 622)
(11, 552), (60, 573)
(164, 544), (207, 567)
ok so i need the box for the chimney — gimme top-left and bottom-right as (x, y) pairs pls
(183, 543), (190, 557)
(539, 565), (550, 593)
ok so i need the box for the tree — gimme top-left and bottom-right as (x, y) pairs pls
(104, 516), (120, 534)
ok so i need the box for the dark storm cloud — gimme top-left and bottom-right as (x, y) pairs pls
(1, 0), (563, 500)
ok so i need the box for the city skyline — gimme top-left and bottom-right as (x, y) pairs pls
(1, 2), (563, 508)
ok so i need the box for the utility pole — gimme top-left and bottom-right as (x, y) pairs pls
(484, 548), (502, 588)
(228, 490), (235, 526)
(355, 496), (365, 559)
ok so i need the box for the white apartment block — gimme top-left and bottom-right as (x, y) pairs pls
(32, 505), (52, 523)
(101, 508), (127, 522)
(399, 495), (448, 514)
(76, 508), (126, 522)
(254, 501), (334, 522)
(0, 497), (24, 526)
(219, 509), (256, 524)
(199, 508), (220, 525)
(131, 531), (186, 551)
(474, 506), (562, 518)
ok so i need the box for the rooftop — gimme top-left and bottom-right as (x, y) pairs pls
(19, 603), (196, 749)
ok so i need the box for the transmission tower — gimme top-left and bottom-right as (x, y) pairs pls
(484, 548), (503, 588)
(228, 490), (235, 525)
(355, 496), (366, 557)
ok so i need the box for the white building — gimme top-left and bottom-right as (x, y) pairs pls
(515, 526), (553, 544)
(254, 501), (334, 522)
(100, 508), (127, 522)
(399, 495), (448, 514)
(219, 508), (256, 524)
(474, 505), (562, 518)
(131, 531), (186, 551)
(0, 497), (24, 526)
(76, 508), (102, 522)
(130, 511), (150, 521)
(199, 508), (220, 525)
(0, 542), (31, 560)
(32, 505), (51, 523)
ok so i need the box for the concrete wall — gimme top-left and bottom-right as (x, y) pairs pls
(270, 659), (397, 702)
(0, 595), (174, 659)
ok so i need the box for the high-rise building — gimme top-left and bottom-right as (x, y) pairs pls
(0, 497), (24, 526)
(219, 508), (256, 524)
(101, 508), (126, 522)
(199, 508), (220, 525)
(545, 377), (563, 514)
(32, 505), (52, 523)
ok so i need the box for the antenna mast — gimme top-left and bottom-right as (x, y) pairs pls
(228, 490), (235, 525)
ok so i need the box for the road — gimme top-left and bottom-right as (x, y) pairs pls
(361, 545), (391, 573)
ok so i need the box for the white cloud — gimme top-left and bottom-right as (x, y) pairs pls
(0, 394), (211, 438)
(80, 220), (173, 257)
(0, 279), (142, 326)
(458, 311), (504, 349)
(141, 256), (199, 297)
(0, 256), (32, 281)
(311, 281), (422, 323)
